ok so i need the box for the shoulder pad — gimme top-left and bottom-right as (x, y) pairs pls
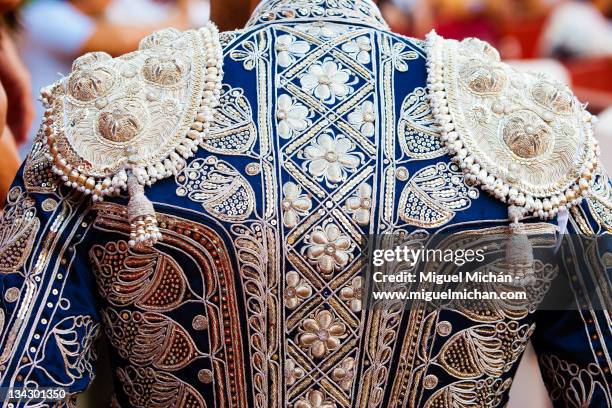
(425, 31), (600, 219)
(41, 24), (223, 200)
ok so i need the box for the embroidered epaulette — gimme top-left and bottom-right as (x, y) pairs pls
(41, 23), (223, 247)
(426, 31), (600, 221)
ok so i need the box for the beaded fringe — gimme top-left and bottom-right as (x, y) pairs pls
(505, 206), (535, 286)
(127, 173), (162, 247)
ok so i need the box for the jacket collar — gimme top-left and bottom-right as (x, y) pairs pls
(246, 0), (388, 30)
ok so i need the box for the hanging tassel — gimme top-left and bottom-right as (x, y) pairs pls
(505, 205), (535, 286)
(127, 172), (162, 248)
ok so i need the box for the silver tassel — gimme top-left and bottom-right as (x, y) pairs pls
(506, 205), (535, 286)
(127, 173), (162, 248)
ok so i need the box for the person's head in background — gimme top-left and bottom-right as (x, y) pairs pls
(0, 0), (21, 14)
(210, 0), (261, 30)
(67, 0), (113, 17)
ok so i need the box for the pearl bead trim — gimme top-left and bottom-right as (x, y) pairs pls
(425, 31), (600, 220)
(41, 22), (224, 246)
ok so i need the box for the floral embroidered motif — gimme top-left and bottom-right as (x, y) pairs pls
(207, 85), (257, 154)
(284, 271), (312, 309)
(275, 34), (310, 68)
(348, 101), (376, 138)
(277, 94), (311, 139)
(398, 162), (478, 228)
(92, 205), (248, 407)
(305, 223), (354, 275)
(294, 389), (337, 408)
(102, 308), (200, 371)
(282, 182), (313, 228)
(299, 60), (354, 104)
(345, 184), (372, 226)
(424, 377), (513, 408)
(341, 36), (372, 64)
(90, 240), (192, 311)
(35, 315), (100, 384)
(340, 277), (363, 313)
(231, 37), (267, 71)
(398, 87), (445, 159)
(285, 359), (305, 385)
(385, 41), (419, 72)
(332, 357), (356, 390)
(302, 132), (362, 187)
(299, 309), (347, 359)
(434, 322), (534, 379)
(0, 187), (40, 274)
(539, 354), (609, 408)
(4, 2), (609, 407)
(117, 366), (206, 408)
(24, 130), (59, 194)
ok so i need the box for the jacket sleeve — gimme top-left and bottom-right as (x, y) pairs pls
(0, 130), (101, 407)
(531, 165), (612, 408)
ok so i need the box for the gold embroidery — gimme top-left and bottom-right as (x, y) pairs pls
(398, 87), (445, 159)
(302, 222), (356, 277)
(90, 240), (193, 311)
(294, 389), (337, 408)
(102, 308), (200, 371)
(4, 287), (20, 303)
(423, 377), (513, 408)
(588, 166), (612, 232)
(297, 309), (347, 359)
(502, 111), (553, 159)
(531, 80), (575, 115)
(24, 130), (59, 194)
(0, 187), (40, 274)
(434, 322), (534, 379)
(206, 85), (257, 154)
(398, 162), (478, 228)
(175, 156), (255, 221)
(42, 315), (100, 383)
(247, 0), (388, 30)
(539, 354), (611, 408)
(116, 365), (207, 408)
(93, 203), (249, 408)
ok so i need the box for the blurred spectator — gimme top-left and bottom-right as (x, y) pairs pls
(106, 0), (210, 30)
(385, 0), (514, 44)
(18, 0), (192, 154)
(432, 0), (513, 45)
(380, 0), (434, 37)
(0, 0), (20, 13)
(1, 28), (34, 145)
(0, 0), (32, 204)
(540, 0), (612, 59)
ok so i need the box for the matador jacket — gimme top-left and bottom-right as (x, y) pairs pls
(0, 1), (610, 407)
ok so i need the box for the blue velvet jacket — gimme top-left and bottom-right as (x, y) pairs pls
(0, 1), (611, 407)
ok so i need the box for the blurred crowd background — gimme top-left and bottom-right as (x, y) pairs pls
(0, 0), (611, 407)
